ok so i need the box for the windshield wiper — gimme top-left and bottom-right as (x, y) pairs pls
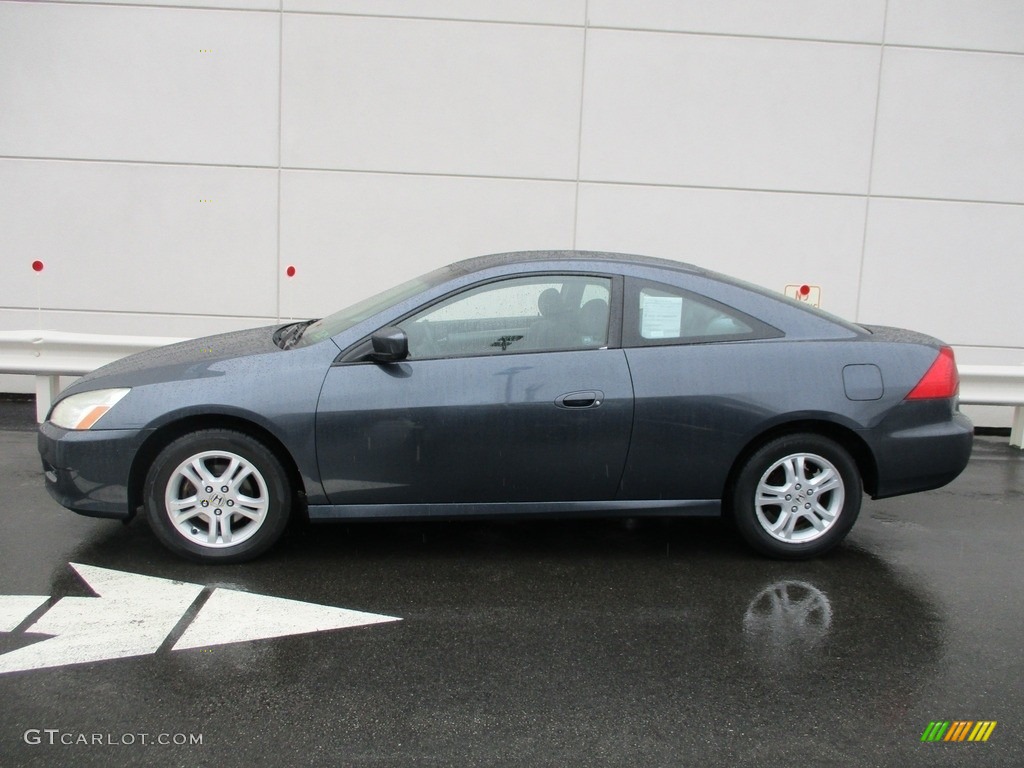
(277, 320), (316, 350)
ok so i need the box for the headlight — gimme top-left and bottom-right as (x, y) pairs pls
(50, 388), (131, 430)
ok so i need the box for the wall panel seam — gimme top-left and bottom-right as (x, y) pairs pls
(10, 2), (1024, 58)
(571, 0), (589, 249)
(4, 156), (1024, 208)
(275, 0), (284, 322)
(855, 0), (890, 322)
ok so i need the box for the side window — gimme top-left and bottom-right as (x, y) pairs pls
(628, 280), (776, 346)
(397, 275), (612, 359)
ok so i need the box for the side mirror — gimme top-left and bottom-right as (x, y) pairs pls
(369, 326), (409, 362)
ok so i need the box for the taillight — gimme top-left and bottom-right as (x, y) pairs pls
(906, 346), (959, 400)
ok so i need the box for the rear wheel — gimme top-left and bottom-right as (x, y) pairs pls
(731, 433), (861, 559)
(143, 430), (291, 563)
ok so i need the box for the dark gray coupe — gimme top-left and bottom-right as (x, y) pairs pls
(39, 251), (973, 563)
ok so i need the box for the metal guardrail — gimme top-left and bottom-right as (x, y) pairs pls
(1, 330), (1022, 447)
(958, 364), (1024, 448)
(0, 330), (188, 422)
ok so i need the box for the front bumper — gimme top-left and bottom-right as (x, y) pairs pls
(38, 421), (151, 519)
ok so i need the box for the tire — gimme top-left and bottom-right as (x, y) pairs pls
(730, 433), (861, 559)
(143, 429), (291, 563)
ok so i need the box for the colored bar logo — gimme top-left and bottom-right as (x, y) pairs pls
(921, 721), (997, 742)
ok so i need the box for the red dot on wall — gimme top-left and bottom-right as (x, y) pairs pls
(32, 260), (45, 272)
(286, 265), (296, 278)
(799, 284), (810, 296)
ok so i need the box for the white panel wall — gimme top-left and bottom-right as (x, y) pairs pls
(283, 0), (585, 25)
(587, 0), (887, 44)
(886, 0), (1024, 54)
(0, 159), (278, 317)
(580, 30), (879, 194)
(1, 0), (1022, 427)
(871, 47), (1024, 203)
(0, 2), (279, 165)
(279, 171), (575, 317)
(281, 14), (584, 178)
(860, 198), (1024, 348)
(51, 0), (276, 8)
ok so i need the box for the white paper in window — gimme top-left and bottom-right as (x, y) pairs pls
(641, 295), (682, 338)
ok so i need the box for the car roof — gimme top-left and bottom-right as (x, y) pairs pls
(449, 250), (708, 278)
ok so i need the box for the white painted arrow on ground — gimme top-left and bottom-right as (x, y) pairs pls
(0, 595), (49, 631)
(172, 587), (396, 650)
(0, 563), (400, 674)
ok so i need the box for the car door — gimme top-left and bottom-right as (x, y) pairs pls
(617, 277), (784, 501)
(315, 274), (634, 507)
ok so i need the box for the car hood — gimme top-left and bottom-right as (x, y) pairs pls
(68, 325), (283, 392)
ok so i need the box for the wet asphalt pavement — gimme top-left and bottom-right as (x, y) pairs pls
(0, 401), (1022, 767)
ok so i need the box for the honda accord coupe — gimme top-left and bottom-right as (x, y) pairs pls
(39, 251), (973, 563)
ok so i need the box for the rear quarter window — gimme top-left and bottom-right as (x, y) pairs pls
(625, 279), (781, 347)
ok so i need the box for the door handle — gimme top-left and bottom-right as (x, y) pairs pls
(555, 390), (604, 409)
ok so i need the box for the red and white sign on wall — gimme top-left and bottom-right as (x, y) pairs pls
(784, 283), (822, 308)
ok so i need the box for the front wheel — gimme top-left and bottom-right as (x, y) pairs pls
(143, 429), (291, 563)
(730, 434), (861, 559)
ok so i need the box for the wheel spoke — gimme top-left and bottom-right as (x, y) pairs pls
(790, 456), (806, 486)
(171, 504), (205, 528)
(208, 512), (232, 544)
(766, 508), (794, 538)
(811, 498), (837, 521)
(782, 511), (801, 539)
(194, 458), (219, 485)
(771, 588), (788, 615)
(216, 456), (241, 485)
(236, 492), (268, 513)
(806, 511), (829, 531)
(233, 506), (263, 522)
(169, 496), (197, 511)
(810, 469), (841, 495)
(780, 457), (799, 491)
(756, 489), (786, 506)
(179, 462), (204, 491)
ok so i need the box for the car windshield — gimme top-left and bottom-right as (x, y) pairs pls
(292, 264), (456, 348)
